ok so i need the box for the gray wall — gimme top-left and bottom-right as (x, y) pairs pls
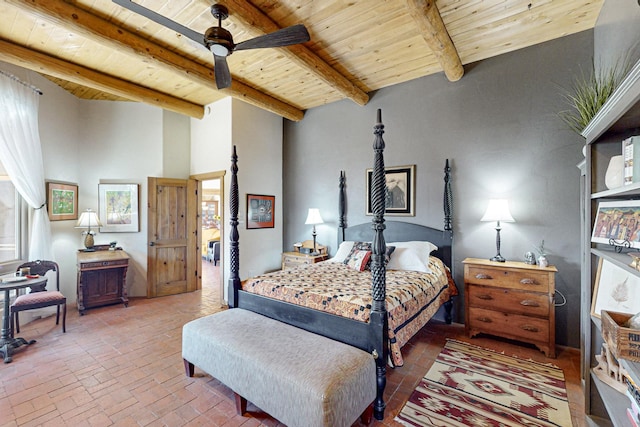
(283, 31), (593, 348)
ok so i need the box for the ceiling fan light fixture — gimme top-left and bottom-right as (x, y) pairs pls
(210, 44), (229, 57)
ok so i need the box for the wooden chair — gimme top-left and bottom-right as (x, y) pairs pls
(11, 260), (66, 336)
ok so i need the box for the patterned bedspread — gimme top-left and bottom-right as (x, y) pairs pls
(242, 256), (458, 366)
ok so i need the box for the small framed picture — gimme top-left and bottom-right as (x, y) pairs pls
(98, 183), (139, 232)
(366, 165), (415, 216)
(46, 181), (78, 221)
(592, 200), (640, 248)
(591, 257), (640, 318)
(246, 194), (275, 229)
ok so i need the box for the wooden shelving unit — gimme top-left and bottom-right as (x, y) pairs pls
(582, 58), (640, 426)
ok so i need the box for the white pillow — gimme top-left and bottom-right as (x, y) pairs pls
(386, 241), (438, 272)
(328, 241), (355, 262)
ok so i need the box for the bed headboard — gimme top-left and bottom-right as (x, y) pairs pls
(338, 159), (453, 270)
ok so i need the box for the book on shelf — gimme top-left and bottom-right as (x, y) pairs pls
(623, 136), (640, 185)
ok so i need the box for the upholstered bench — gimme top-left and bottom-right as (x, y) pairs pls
(182, 308), (376, 427)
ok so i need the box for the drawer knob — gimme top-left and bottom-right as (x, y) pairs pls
(520, 325), (539, 332)
(520, 278), (537, 285)
(475, 273), (492, 280)
(477, 294), (494, 300)
(477, 317), (492, 323)
(520, 300), (540, 307)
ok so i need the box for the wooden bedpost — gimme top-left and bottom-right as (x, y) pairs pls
(370, 109), (388, 421)
(444, 159), (452, 232)
(443, 159), (454, 324)
(338, 171), (346, 244)
(228, 146), (240, 308)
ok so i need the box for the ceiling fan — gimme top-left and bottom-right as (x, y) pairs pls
(112, 1), (310, 89)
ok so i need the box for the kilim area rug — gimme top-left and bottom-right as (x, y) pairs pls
(395, 339), (572, 427)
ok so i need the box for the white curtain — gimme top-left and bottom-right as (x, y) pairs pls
(0, 71), (52, 261)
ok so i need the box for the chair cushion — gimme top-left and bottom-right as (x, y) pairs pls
(12, 291), (65, 307)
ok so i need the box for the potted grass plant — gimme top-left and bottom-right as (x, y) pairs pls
(559, 57), (632, 135)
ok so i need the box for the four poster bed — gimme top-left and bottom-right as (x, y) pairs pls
(226, 110), (455, 421)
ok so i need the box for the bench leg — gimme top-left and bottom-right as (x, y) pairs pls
(360, 403), (373, 425)
(234, 392), (247, 416)
(183, 359), (194, 377)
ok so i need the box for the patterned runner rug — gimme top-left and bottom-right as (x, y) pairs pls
(395, 339), (572, 427)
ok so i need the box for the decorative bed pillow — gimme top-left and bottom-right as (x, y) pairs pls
(386, 241), (438, 272)
(344, 249), (372, 271)
(342, 241), (371, 264)
(364, 245), (395, 270)
(329, 241), (355, 262)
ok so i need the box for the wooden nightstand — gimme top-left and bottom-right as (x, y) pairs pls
(77, 249), (129, 315)
(281, 252), (328, 270)
(463, 257), (557, 358)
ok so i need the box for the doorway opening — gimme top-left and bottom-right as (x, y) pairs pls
(198, 175), (224, 304)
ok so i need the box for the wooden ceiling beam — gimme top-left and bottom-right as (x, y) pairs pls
(217, 0), (369, 106)
(5, 0), (305, 121)
(405, 0), (464, 82)
(0, 38), (204, 118)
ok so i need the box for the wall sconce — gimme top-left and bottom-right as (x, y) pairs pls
(480, 199), (515, 262)
(75, 209), (103, 251)
(304, 208), (323, 256)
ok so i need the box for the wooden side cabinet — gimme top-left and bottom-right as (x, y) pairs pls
(77, 250), (130, 315)
(463, 257), (557, 358)
(281, 252), (328, 270)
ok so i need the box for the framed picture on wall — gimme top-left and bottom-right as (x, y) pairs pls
(46, 181), (78, 221)
(246, 194), (275, 229)
(98, 183), (139, 232)
(365, 164), (415, 216)
(591, 257), (640, 318)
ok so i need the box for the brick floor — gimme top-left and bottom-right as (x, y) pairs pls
(0, 261), (585, 426)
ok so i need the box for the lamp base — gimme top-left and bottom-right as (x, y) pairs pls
(490, 254), (506, 262)
(84, 233), (95, 250)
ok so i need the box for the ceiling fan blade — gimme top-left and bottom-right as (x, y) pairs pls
(213, 54), (232, 89)
(234, 24), (310, 51)
(112, 0), (206, 47)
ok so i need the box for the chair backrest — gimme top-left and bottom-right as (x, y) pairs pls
(213, 242), (220, 258)
(17, 260), (60, 291)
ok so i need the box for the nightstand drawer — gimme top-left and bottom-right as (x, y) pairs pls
(468, 307), (550, 342)
(465, 266), (550, 293)
(467, 285), (550, 318)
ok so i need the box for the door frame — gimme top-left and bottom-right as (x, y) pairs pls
(191, 170), (226, 299)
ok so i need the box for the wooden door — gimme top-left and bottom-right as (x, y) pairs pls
(147, 177), (198, 297)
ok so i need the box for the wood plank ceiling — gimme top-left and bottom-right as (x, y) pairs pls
(0, 0), (604, 121)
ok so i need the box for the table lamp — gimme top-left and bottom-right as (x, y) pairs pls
(76, 209), (103, 251)
(305, 208), (323, 255)
(480, 199), (514, 262)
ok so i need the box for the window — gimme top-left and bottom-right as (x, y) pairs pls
(0, 177), (18, 263)
(0, 174), (26, 315)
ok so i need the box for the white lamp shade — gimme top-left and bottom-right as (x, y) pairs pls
(75, 210), (103, 229)
(305, 208), (324, 225)
(480, 199), (515, 222)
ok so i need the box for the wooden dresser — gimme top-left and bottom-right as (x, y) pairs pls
(77, 249), (130, 315)
(463, 257), (557, 358)
(281, 252), (328, 270)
